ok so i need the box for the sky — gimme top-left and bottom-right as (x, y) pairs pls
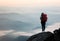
(0, 0), (60, 15)
(0, 0), (60, 7)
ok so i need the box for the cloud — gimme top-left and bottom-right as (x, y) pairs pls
(0, 13), (33, 32)
(0, 30), (32, 37)
(31, 22), (60, 34)
(0, 22), (59, 41)
(12, 31), (33, 36)
(0, 30), (14, 37)
(45, 23), (60, 32)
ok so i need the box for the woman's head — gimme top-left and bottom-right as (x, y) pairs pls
(41, 12), (44, 16)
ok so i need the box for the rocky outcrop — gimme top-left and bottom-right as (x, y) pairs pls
(27, 28), (60, 41)
(27, 32), (54, 41)
(54, 28), (60, 41)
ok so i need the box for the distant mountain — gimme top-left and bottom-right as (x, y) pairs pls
(0, 35), (29, 41)
(0, 35), (15, 41)
(0, 13), (25, 21)
(15, 36), (29, 41)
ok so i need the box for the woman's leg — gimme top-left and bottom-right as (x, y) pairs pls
(41, 22), (46, 31)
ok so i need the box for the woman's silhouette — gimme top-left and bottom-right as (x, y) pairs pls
(40, 12), (48, 31)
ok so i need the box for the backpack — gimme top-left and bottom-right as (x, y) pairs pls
(41, 14), (47, 22)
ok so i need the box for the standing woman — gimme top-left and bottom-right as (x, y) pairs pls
(40, 12), (48, 31)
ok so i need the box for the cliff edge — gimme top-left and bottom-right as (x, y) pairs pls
(27, 28), (60, 41)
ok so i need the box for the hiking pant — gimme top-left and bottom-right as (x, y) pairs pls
(41, 22), (46, 31)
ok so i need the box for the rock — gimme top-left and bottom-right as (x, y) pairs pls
(27, 28), (60, 41)
(44, 33), (54, 41)
(27, 32), (53, 41)
(54, 28), (60, 41)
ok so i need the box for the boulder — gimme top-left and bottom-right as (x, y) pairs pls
(27, 32), (53, 41)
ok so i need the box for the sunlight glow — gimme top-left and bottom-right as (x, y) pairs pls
(0, 0), (60, 7)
